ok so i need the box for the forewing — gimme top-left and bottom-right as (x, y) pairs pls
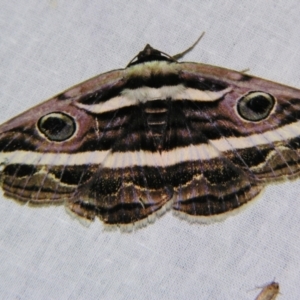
(0, 68), (174, 225)
(172, 63), (300, 220)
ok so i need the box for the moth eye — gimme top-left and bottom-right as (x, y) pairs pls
(37, 112), (76, 141)
(237, 91), (275, 121)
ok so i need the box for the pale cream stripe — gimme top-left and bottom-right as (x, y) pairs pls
(1, 120), (299, 168)
(75, 86), (232, 114)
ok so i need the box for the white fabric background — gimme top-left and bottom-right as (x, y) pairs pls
(0, 1), (300, 299)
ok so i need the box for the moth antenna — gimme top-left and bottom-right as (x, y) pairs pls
(172, 31), (205, 60)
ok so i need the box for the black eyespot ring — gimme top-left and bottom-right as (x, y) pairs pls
(237, 91), (275, 122)
(37, 112), (76, 141)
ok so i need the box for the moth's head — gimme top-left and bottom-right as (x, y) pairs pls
(126, 44), (176, 67)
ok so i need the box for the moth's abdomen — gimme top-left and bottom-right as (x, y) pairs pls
(143, 99), (170, 151)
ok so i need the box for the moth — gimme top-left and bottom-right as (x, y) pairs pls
(1, 36), (300, 227)
(254, 281), (280, 300)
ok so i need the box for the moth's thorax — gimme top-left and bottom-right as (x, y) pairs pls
(125, 60), (180, 77)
